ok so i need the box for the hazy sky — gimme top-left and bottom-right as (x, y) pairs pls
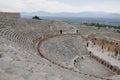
(0, 0), (120, 13)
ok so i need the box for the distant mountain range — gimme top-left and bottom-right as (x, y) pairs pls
(21, 11), (120, 19)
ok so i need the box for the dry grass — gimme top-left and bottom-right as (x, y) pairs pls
(75, 24), (120, 40)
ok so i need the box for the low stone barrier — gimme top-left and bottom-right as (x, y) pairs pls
(90, 52), (120, 74)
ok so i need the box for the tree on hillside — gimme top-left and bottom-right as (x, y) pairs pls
(83, 23), (120, 29)
(32, 16), (42, 20)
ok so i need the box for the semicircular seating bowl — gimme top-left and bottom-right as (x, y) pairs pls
(39, 35), (88, 67)
(0, 16), (77, 55)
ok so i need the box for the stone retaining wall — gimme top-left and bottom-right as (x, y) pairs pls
(92, 37), (120, 59)
(0, 12), (20, 19)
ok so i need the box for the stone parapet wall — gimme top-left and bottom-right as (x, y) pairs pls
(0, 12), (20, 19)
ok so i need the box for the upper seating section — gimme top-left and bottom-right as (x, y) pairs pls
(0, 12), (77, 54)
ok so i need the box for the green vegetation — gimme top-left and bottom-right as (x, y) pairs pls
(32, 16), (42, 20)
(75, 23), (120, 40)
(83, 23), (120, 29)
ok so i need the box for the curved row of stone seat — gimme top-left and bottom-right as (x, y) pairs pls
(0, 23), (53, 54)
(0, 17), (17, 27)
(0, 27), (36, 54)
(0, 18), (31, 32)
(25, 19), (76, 33)
(0, 18), (77, 55)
